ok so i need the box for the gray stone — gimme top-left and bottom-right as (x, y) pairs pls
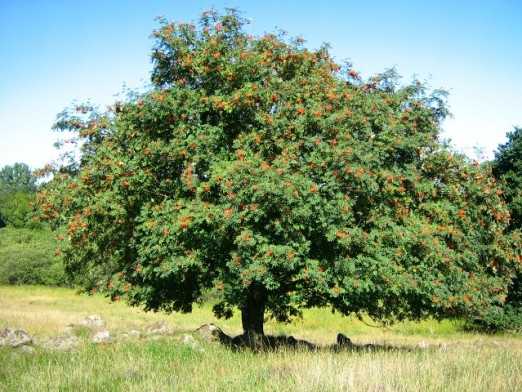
(119, 330), (141, 341)
(63, 325), (76, 337)
(128, 329), (141, 338)
(64, 315), (107, 337)
(90, 329), (114, 344)
(63, 314), (108, 340)
(43, 335), (81, 352)
(195, 323), (231, 344)
(180, 334), (198, 348)
(418, 340), (429, 349)
(231, 330), (264, 350)
(328, 333), (353, 352)
(337, 333), (353, 348)
(145, 321), (173, 336)
(15, 345), (36, 354)
(0, 328), (33, 348)
(78, 315), (106, 330)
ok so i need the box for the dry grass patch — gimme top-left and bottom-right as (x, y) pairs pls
(1, 285), (521, 391)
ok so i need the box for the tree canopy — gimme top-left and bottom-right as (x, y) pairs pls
(482, 126), (522, 331)
(36, 9), (521, 334)
(0, 163), (37, 228)
(493, 126), (522, 231)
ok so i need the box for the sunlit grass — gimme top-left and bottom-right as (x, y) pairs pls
(1, 285), (521, 391)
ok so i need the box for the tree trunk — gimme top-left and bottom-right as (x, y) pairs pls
(241, 293), (266, 335)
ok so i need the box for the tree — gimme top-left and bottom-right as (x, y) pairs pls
(0, 191), (35, 229)
(0, 163), (37, 228)
(477, 126), (522, 331)
(36, 9), (521, 335)
(493, 127), (522, 231)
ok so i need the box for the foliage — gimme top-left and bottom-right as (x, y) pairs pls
(0, 227), (68, 286)
(0, 163), (38, 228)
(0, 164), (63, 286)
(493, 127), (522, 230)
(0, 163), (36, 195)
(36, 9), (521, 334)
(466, 304), (522, 333)
(470, 126), (522, 332)
(0, 191), (35, 229)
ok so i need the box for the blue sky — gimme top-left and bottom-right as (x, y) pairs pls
(1, 0), (521, 169)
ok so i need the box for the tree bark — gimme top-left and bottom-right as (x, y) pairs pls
(241, 293), (266, 335)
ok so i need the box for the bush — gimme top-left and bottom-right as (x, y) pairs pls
(467, 305), (522, 333)
(0, 227), (69, 286)
(467, 272), (522, 333)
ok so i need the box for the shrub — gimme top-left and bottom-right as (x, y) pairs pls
(467, 305), (522, 333)
(467, 272), (522, 333)
(0, 227), (69, 286)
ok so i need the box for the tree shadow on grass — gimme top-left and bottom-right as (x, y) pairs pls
(195, 324), (407, 353)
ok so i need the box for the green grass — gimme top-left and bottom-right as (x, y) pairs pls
(1, 285), (521, 391)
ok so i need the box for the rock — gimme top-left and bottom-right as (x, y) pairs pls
(63, 325), (76, 337)
(145, 321), (173, 336)
(43, 335), (81, 352)
(263, 335), (297, 350)
(417, 340), (428, 349)
(260, 335), (316, 350)
(337, 333), (353, 348)
(128, 329), (141, 338)
(293, 337), (317, 351)
(195, 324), (232, 344)
(180, 334), (198, 348)
(194, 325), (319, 351)
(231, 330), (264, 350)
(64, 315), (107, 336)
(15, 345), (36, 354)
(0, 328), (33, 348)
(119, 329), (142, 341)
(90, 329), (114, 344)
(78, 315), (106, 330)
(328, 333), (354, 351)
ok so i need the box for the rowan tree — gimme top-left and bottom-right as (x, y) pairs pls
(36, 9), (521, 335)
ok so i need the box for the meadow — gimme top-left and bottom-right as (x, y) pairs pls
(1, 285), (521, 391)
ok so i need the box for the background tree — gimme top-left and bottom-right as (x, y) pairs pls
(0, 163), (37, 228)
(475, 126), (522, 331)
(0, 163), (66, 287)
(36, 9), (521, 335)
(493, 127), (522, 231)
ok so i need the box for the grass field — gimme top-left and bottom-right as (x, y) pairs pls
(1, 285), (521, 391)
